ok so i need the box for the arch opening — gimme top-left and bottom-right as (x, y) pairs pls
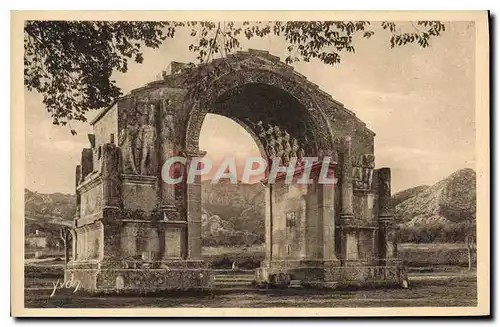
(199, 114), (266, 253)
(191, 80), (334, 265)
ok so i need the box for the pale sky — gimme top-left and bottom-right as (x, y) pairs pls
(25, 21), (476, 194)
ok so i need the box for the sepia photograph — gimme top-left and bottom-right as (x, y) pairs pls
(11, 10), (490, 317)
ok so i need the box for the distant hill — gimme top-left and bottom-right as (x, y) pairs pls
(24, 189), (75, 250)
(24, 181), (266, 246)
(201, 179), (265, 239)
(391, 185), (430, 208)
(393, 168), (476, 227)
(201, 209), (262, 246)
(25, 189), (75, 233)
(25, 189), (75, 221)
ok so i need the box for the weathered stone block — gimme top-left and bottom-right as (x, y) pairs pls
(121, 178), (157, 212)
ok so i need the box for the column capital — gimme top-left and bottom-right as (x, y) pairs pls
(377, 214), (394, 223)
(339, 214), (355, 226)
(181, 149), (207, 158)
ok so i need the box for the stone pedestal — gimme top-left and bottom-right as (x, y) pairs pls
(66, 260), (212, 293)
(68, 140), (210, 292)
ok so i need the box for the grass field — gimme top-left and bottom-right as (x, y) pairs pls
(202, 243), (476, 269)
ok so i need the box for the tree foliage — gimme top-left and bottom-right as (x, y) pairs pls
(398, 221), (476, 244)
(24, 20), (446, 128)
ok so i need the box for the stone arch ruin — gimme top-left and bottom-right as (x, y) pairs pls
(68, 49), (406, 292)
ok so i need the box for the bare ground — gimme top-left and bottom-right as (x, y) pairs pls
(24, 276), (477, 308)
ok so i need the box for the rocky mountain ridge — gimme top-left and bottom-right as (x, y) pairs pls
(393, 168), (476, 226)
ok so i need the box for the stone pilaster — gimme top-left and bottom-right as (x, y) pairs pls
(102, 221), (121, 263)
(341, 229), (361, 265)
(338, 136), (357, 265)
(376, 167), (398, 264)
(80, 148), (93, 182)
(82, 226), (89, 261)
(340, 136), (354, 224)
(158, 224), (166, 259)
(75, 165), (81, 220)
(145, 227), (161, 260)
(264, 182), (273, 265)
(377, 168), (392, 222)
(101, 143), (121, 215)
(184, 150), (206, 260)
(159, 97), (181, 219)
(159, 145), (177, 219)
(317, 163), (339, 263)
(70, 229), (77, 261)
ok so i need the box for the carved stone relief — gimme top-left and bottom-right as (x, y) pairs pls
(139, 103), (157, 175)
(119, 101), (158, 175)
(353, 153), (376, 189)
(118, 110), (140, 174)
(160, 99), (177, 153)
(247, 121), (309, 167)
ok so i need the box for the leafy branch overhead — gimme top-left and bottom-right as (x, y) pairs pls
(24, 20), (446, 127)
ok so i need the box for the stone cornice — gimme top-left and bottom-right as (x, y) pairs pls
(336, 224), (378, 230)
(75, 214), (102, 227)
(181, 149), (207, 158)
(77, 174), (103, 193)
(90, 101), (118, 126)
(121, 174), (157, 185)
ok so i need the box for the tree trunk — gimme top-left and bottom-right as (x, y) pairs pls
(59, 228), (68, 276)
(466, 236), (474, 271)
(468, 246), (472, 270)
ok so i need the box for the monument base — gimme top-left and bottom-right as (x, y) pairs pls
(256, 260), (408, 289)
(66, 260), (213, 293)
